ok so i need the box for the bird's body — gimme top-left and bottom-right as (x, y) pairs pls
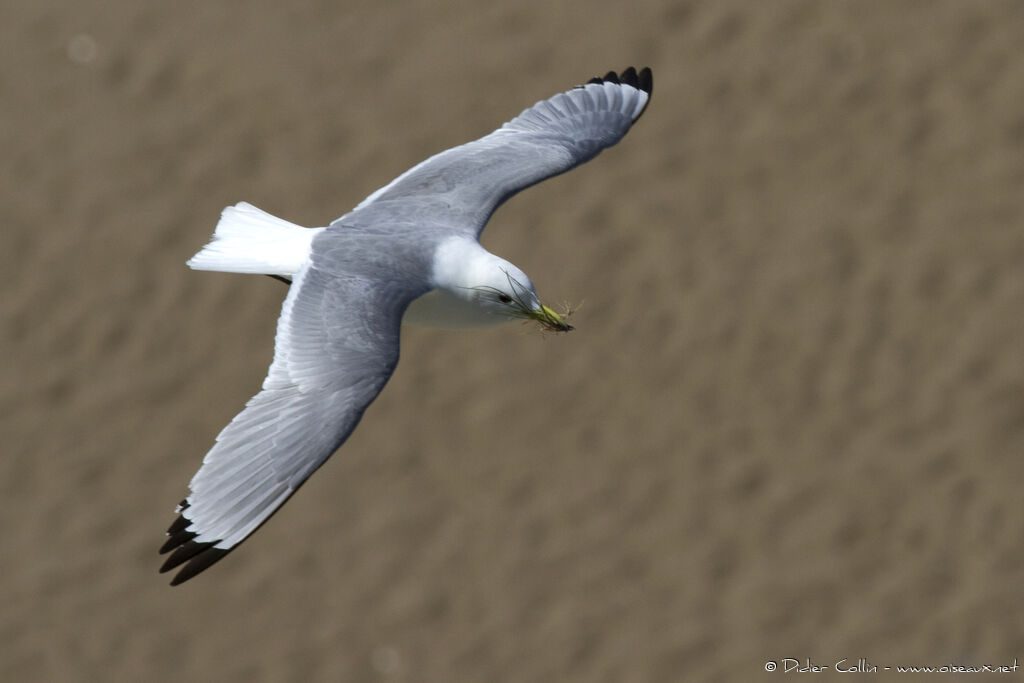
(161, 67), (652, 584)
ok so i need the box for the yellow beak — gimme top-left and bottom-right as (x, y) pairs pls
(528, 303), (574, 332)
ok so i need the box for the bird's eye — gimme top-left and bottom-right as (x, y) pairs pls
(497, 293), (513, 304)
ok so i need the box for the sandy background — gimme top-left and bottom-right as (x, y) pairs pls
(3, 1), (1024, 681)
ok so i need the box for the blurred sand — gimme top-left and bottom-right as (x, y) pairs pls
(2, 1), (1023, 681)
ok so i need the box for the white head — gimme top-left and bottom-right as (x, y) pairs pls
(427, 237), (573, 332)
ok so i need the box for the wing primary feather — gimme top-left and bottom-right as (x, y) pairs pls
(579, 67), (652, 97)
(637, 67), (653, 95)
(160, 538), (222, 573)
(162, 482), (310, 584)
(167, 514), (191, 536)
(168, 547), (232, 586)
(160, 528), (198, 554)
(579, 68), (645, 98)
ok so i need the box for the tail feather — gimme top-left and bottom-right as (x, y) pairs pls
(187, 202), (323, 277)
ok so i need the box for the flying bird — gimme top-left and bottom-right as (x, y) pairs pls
(160, 67), (653, 585)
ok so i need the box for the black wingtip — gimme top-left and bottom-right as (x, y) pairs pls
(583, 66), (653, 96)
(168, 547), (232, 586)
(158, 485), (302, 585)
(160, 504), (195, 555)
(580, 67), (653, 123)
(637, 67), (653, 96)
(159, 503), (235, 585)
(167, 514), (192, 536)
(159, 528), (198, 555)
(160, 538), (218, 572)
(158, 533), (234, 586)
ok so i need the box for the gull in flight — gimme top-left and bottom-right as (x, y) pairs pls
(160, 67), (653, 584)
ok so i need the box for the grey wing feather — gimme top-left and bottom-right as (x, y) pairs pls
(160, 265), (412, 584)
(340, 67), (653, 234)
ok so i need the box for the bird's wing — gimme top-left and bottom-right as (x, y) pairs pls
(160, 264), (414, 585)
(337, 67), (653, 236)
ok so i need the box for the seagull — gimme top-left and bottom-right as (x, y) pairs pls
(160, 67), (653, 585)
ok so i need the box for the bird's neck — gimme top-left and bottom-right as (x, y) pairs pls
(428, 237), (501, 296)
(402, 237), (507, 328)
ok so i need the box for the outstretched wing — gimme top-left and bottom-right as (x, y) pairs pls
(338, 67), (653, 235)
(160, 264), (414, 585)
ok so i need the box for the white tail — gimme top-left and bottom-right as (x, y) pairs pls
(187, 202), (324, 277)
